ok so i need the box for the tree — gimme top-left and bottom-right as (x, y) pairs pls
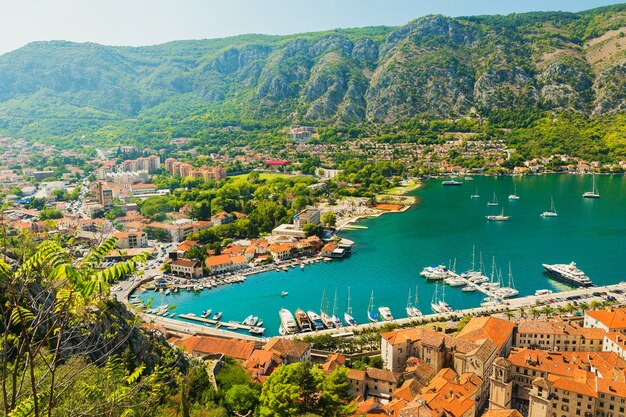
(303, 223), (321, 238)
(318, 367), (355, 417)
(0, 237), (147, 417)
(504, 310), (514, 321)
(517, 306), (526, 318)
(589, 300), (602, 310)
(529, 307), (540, 319)
(39, 208), (64, 220)
(541, 306), (554, 317)
(225, 384), (260, 416)
(259, 362), (322, 417)
(321, 211), (336, 228)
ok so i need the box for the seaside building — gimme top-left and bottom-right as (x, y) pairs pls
(293, 208), (321, 228)
(515, 317), (606, 352)
(170, 258), (203, 278)
(584, 307), (626, 333)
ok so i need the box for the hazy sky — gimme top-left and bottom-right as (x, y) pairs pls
(0, 0), (623, 54)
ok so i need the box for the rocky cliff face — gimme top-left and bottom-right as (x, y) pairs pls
(0, 5), (626, 135)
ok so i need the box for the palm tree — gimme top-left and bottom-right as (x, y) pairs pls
(556, 305), (566, 316)
(578, 302), (589, 313)
(541, 306), (554, 317)
(504, 310), (515, 321)
(590, 300), (602, 310)
(564, 304), (576, 315)
(517, 306), (526, 319)
(529, 307), (540, 319)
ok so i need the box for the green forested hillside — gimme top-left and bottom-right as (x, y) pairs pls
(1, 5), (626, 156)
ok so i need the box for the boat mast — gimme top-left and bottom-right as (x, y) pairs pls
(368, 290), (375, 313)
(346, 286), (352, 314)
(320, 290), (326, 314)
(479, 252), (484, 275)
(407, 288), (412, 309)
(332, 288), (338, 316)
(508, 262), (516, 290)
(432, 282), (438, 305)
(491, 256), (496, 283)
(415, 285), (419, 305)
(471, 245), (476, 271)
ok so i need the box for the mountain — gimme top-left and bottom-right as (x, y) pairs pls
(1, 4), (626, 144)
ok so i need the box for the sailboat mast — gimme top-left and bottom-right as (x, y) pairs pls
(415, 285), (419, 304)
(407, 288), (412, 308)
(491, 256), (496, 282)
(508, 262), (515, 289)
(471, 245), (476, 271)
(346, 287), (352, 314)
(320, 290), (326, 314)
(333, 289), (338, 316)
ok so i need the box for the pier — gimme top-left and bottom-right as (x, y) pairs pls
(439, 271), (501, 299)
(178, 313), (265, 333)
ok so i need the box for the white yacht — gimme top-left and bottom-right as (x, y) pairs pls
(535, 289), (553, 296)
(583, 174), (600, 199)
(444, 276), (467, 287)
(487, 192), (499, 206)
(541, 196), (558, 217)
(542, 262), (594, 287)
(279, 309), (298, 334)
(378, 306), (394, 321)
(431, 282), (453, 314)
(344, 287), (358, 326)
(420, 265), (450, 280)
(307, 310), (325, 330)
(508, 185), (520, 200)
(486, 209), (510, 221)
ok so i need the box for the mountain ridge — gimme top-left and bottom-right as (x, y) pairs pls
(0, 4), (626, 144)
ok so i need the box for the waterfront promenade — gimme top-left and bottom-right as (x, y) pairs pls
(282, 281), (626, 339)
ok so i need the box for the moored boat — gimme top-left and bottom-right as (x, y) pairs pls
(295, 309), (313, 332)
(378, 306), (393, 321)
(542, 262), (594, 287)
(307, 311), (325, 330)
(279, 308), (298, 334)
(367, 290), (379, 323)
(442, 180), (463, 186)
(212, 312), (222, 320)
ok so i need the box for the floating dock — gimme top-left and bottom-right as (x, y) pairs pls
(178, 313), (265, 333)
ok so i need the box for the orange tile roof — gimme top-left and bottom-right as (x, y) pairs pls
(173, 335), (255, 361)
(457, 316), (515, 354)
(263, 338), (310, 359)
(508, 347), (626, 379)
(205, 254), (233, 267)
(586, 308), (626, 330)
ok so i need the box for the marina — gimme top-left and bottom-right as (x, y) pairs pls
(134, 175), (626, 337)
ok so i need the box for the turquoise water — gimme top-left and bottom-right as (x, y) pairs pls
(138, 175), (626, 336)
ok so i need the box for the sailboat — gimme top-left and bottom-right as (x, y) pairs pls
(406, 288), (415, 317)
(583, 174), (600, 198)
(320, 290), (334, 328)
(344, 287), (358, 326)
(470, 187), (480, 199)
(508, 184), (520, 200)
(412, 285), (422, 317)
(541, 196), (558, 217)
(487, 192), (499, 206)
(367, 290), (379, 323)
(497, 262), (520, 298)
(431, 282), (453, 314)
(486, 208), (510, 221)
(331, 288), (343, 328)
